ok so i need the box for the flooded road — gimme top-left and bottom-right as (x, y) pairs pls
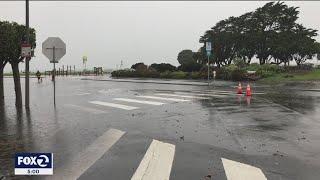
(1, 76), (320, 180)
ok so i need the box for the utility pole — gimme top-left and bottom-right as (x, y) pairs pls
(25, 0), (30, 108)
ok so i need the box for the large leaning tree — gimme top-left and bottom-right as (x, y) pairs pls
(199, 1), (320, 66)
(0, 21), (11, 102)
(0, 20), (36, 106)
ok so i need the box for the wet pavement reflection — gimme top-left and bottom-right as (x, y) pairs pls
(0, 77), (320, 179)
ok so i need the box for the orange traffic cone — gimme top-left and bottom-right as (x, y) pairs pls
(237, 82), (242, 94)
(246, 84), (252, 96)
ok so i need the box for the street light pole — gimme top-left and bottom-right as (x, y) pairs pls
(25, 0), (30, 108)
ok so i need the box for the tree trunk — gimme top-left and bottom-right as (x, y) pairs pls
(259, 58), (266, 65)
(0, 67), (4, 102)
(11, 62), (22, 107)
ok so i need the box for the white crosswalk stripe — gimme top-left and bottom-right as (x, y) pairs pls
(98, 90), (109, 94)
(49, 128), (125, 180)
(203, 90), (233, 93)
(155, 93), (209, 99)
(75, 93), (91, 96)
(175, 92), (228, 97)
(114, 98), (165, 105)
(89, 101), (139, 110)
(64, 104), (107, 114)
(131, 139), (176, 180)
(46, 126), (269, 180)
(222, 158), (267, 180)
(137, 95), (190, 102)
(203, 89), (265, 95)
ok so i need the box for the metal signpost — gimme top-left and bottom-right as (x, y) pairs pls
(206, 42), (212, 85)
(42, 37), (66, 106)
(21, 42), (32, 108)
(25, 0), (30, 108)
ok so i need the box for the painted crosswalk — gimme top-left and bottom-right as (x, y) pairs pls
(49, 128), (268, 180)
(175, 91), (229, 97)
(137, 95), (190, 102)
(64, 104), (107, 114)
(114, 98), (166, 105)
(66, 89), (264, 113)
(131, 139), (176, 180)
(155, 93), (209, 99)
(89, 101), (139, 110)
(75, 92), (91, 96)
(50, 128), (125, 180)
(222, 158), (267, 180)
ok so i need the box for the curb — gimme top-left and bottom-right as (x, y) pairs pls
(80, 78), (213, 86)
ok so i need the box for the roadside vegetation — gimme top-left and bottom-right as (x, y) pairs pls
(112, 2), (320, 83)
(0, 21), (36, 106)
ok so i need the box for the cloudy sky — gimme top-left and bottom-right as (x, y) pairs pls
(1, 1), (320, 72)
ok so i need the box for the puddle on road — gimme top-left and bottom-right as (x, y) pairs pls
(0, 106), (35, 178)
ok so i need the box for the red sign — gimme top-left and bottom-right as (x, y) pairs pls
(21, 43), (32, 57)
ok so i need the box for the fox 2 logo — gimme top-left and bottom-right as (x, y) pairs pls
(15, 153), (53, 175)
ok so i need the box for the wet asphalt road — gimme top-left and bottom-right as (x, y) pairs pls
(1, 76), (320, 180)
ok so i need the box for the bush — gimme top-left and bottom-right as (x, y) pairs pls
(111, 68), (160, 78)
(190, 72), (202, 79)
(111, 69), (135, 77)
(246, 63), (260, 71)
(177, 63), (202, 72)
(159, 71), (172, 78)
(216, 64), (246, 81)
(131, 62), (147, 70)
(225, 64), (238, 72)
(170, 71), (188, 79)
(259, 64), (280, 72)
(255, 64), (280, 78)
(299, 63), (314, 70)
(231, 69), (247, 81)
(216, 68), (228, 80)
(150, 63), (176, 73)
(159, 71), (189, 79)
(233, 58), (247, 69)
(256, 69), (277, 78)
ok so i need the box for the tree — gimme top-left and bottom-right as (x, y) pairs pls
(250, 2), (300, 64)
(131, 62), (146, 70)
(0, 21), (11, 102)
(290, 25), (319, 66)
(150, 63), (176, 73)
(177, 49), (202, 72)
(131, 62), (148, 73)
(199, 1), (319, 67)
(0, 21), (36, 106)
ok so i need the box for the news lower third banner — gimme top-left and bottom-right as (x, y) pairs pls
(15, 153), (53, 175)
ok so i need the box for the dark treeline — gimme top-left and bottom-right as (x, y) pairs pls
(195, 2), (320, 67)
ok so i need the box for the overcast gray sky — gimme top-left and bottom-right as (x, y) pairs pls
(1, 1), (320, 72)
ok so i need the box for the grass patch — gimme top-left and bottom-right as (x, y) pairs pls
(259, 69), (320, 84)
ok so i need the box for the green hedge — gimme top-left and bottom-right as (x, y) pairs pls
(112, 61), (317, 81)
(216, 64), (247, 81)
(111, 69), (207, 80)
(111, 69), (160, 78)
